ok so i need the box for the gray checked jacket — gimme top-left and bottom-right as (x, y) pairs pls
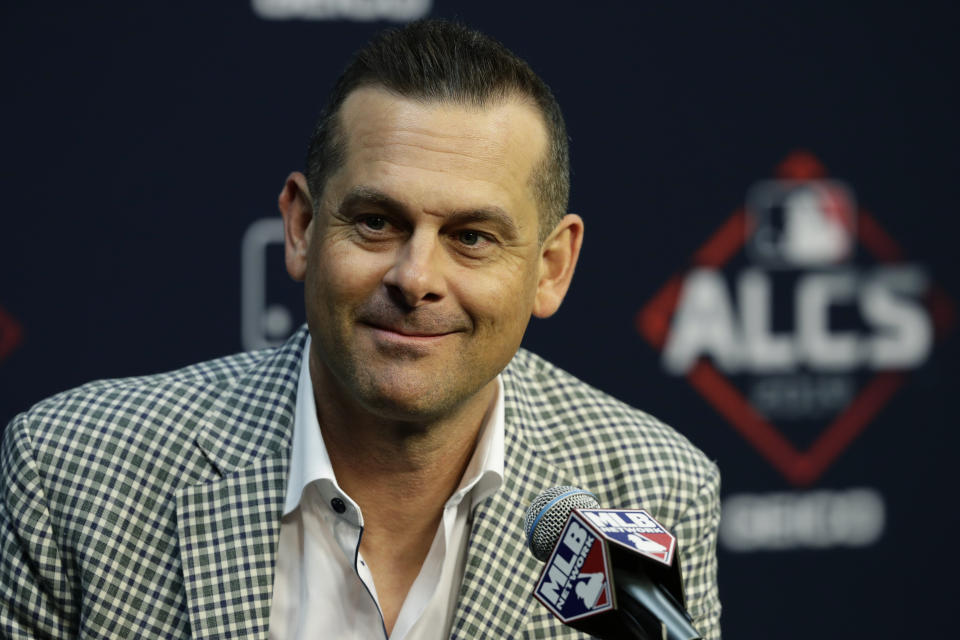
(1, 327), (720, 638)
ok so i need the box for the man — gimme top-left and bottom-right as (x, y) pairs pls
(1, 20), (720, 639)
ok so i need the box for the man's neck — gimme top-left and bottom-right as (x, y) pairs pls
(308, 351), (498, 635)
(308, 350), (497, 528)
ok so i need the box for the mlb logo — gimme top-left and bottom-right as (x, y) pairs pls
(578, 509), (677, 566)
(746, 180), (857, 268)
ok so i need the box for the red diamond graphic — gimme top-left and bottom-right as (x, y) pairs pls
(636, 151), (955, 487)
(0, 306), (24, 364)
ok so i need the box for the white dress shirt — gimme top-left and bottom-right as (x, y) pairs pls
(269, 336), (505, 640)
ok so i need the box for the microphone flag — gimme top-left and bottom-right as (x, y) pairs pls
(533, 512), (615, 622)
(532, 508), (685, 629)
(579, 509), (677, 566)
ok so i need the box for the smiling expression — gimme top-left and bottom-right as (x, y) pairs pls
(294, 87), (557, 422)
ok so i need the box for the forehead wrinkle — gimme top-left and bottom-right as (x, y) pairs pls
(340, 87), (544, 153)
(372, 157), (537, 229)
(347, 151), (539, 238)
(352, 128), (516, 178)
(367, 137), (505, 165)
(344, 103), (536, 175)
(351, 141), (531, 207)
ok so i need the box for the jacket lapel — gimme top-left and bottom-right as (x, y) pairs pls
(175, 329), (305, 639)
(176, 452), (289, 639)
(450, 364), (579, 638)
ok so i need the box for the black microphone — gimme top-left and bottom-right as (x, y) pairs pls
(523, 486), (702, 640)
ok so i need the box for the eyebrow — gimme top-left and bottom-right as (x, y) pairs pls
(338, 186), (521, 241)
(338, 186), (406, 217)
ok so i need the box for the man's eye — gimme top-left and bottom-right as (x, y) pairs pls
(458, 230), (481, 246)
(360, 216), (388, 231)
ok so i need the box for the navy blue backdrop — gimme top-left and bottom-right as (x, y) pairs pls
(3, 2), (958, 636)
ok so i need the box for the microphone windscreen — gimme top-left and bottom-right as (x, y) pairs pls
(524, 486), (600, 561)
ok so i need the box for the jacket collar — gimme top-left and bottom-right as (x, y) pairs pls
(191, 327), (306, 474)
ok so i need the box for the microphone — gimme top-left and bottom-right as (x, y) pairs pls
(523, 486), (702, 640)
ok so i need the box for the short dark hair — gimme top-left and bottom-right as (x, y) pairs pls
(305, 19), (569, 241)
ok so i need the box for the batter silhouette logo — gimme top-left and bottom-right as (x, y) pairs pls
(636, 151), (955, 486)
(579, 509), (676, 565)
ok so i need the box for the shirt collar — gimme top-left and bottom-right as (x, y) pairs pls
(283, 333), (339, 516)
(284, 334), (505, 517)
(447, 375), (504, 511)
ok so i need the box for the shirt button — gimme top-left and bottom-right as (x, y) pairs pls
(331, 497), (346, 514)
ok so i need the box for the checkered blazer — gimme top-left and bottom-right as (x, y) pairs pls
(1, 326), (720, 639)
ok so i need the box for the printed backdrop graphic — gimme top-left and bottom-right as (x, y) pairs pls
(0, 306), (23, 365)
(2, 2), (958, 637)
(636, 151), (955, 487)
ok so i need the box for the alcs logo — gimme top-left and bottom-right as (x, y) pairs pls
(637, 151), (954, 487)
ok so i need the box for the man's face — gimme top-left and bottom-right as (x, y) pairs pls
(292, 87), (558, 421)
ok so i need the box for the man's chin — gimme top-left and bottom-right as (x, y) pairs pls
(356, 386), (460, 424)
(349, 370), (496, 426)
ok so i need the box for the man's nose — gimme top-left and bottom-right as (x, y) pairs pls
(382, 231), (446, 308)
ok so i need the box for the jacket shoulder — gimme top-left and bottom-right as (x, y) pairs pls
(6, 346), (283, 486)
(503, 349), (718, 517)
(21, 347), (270, 427)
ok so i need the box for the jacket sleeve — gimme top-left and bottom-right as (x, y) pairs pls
(672, 461), (722, 639)
(1, 414), (79, 639)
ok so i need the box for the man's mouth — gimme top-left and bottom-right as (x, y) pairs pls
(355, 298), (470, 346)
(363, 322), (457, 339)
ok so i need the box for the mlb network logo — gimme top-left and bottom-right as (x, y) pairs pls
(534, 516), (614, 623)
(578, 509), (676, 566)
(637, 151), (955, 486)
(533, 508), (684, 625)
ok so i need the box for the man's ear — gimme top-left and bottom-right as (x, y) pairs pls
(278, 171), (315, 282)
(532, 213), (584, 318)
